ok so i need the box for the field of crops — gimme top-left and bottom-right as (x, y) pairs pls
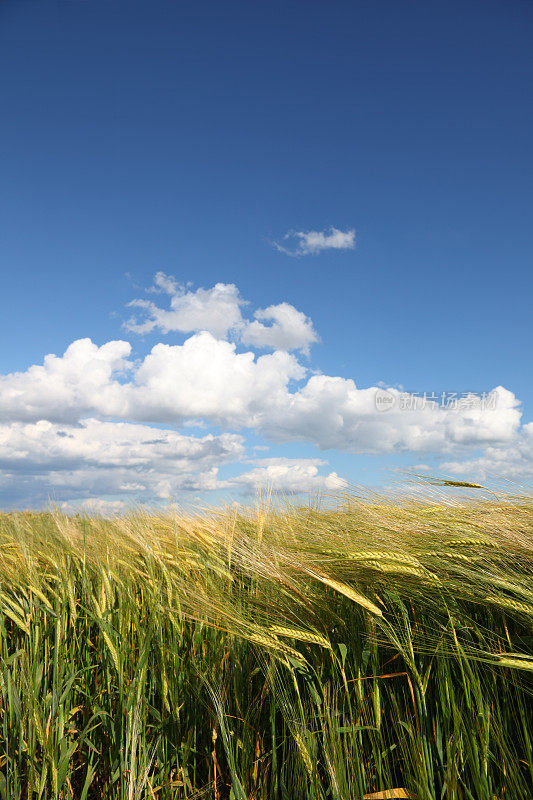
(0, 487), (532, 799)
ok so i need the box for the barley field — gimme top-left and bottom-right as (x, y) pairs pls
(0, 485), (532, 799)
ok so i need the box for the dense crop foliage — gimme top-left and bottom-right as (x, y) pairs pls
(0, 490), (532, 798)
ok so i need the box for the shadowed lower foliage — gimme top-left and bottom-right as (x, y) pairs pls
(0, 486), (532, 799)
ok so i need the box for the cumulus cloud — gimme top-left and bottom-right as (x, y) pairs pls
(241, 303), (318, 355)
(0, 419), (244, 510)
(0, 334), (306, 427)
(440, 422), (533, 482)
(60, 498), (129, 517)
(273, 227), (355, 256)
(0, 338), (132, 423)
(0, 332), (520, 462)
(261, 381), (521, 454)
(126, 277), (245, 338)
(130, 333), (307, 426)
(224, 458), (347, 494)
(0, 419), (346, 508)
(0, 418), (243, 471)
(0, 419), (245, 506)
(1, 276), (530, 509)
(0, 337), (522, 457)
(126, 276), (318, 354)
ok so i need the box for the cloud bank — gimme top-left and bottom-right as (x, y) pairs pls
(0, 334), (520, 454)
(440, 422), (533, 482)
(0, 276), (529, 509)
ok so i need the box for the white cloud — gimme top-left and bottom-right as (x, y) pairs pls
(60, 498), (129, 516)
(0, 338), (132, 423)
(261, 381), (521, 454)
(0, 419), (347, 507)
(126, 276), (318, 354)
(0, 337), (522, 457)
(274, 227), (355, 256)
(0, 334), (306, 427)
(126, 277), (245, 338)
(223, 458), (348, 494)
(440, 422), (533, 482)
(130, 333), (307, 427)
(0, 419), (245, 506)
(241, 302), (319, 355)
(1, 277), (530, 509)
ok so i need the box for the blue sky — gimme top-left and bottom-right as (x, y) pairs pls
(1, 0), (532, 512)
